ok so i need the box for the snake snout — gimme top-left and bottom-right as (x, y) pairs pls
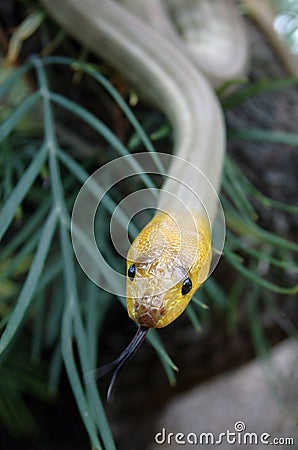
(134, 294), (165, 328)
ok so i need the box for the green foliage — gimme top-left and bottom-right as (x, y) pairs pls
(0, 53), (297, 449)
(0, 352), (51, 437)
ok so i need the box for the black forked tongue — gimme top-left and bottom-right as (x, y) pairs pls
(85, 326), (149, 402)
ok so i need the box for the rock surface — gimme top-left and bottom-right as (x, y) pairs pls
(148, 338), (298, 450)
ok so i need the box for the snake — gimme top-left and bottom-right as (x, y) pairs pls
(40, 0), (248, 397)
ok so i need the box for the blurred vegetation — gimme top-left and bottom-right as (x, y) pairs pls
(0, 1), (297, 449)
(273, 0), (298, 54)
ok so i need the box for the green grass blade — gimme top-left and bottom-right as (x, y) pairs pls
(225, 277), (245, 333)
(248, 284), (268, 357)
(2, 140), (13, 200)
(222, 175), (256, 222)
(0, 200), (49, 261)
(44, 278), (64, 346)
(72, 302), (116, 450)
(224, 206), (298, 252)
(49, 92), (157, 190)
(57, 149), (118, 217)
(43, 56), (164, 172)
(0, 232), (39, 283)
(36, 257), (62, 294)
(85, 380), (117, 450)
(223, 77), (298, 109)
(49, 91), (130, 155)
(0, 92), (40, 141)
(227, 158), (298, 214)
(251, 222), (298, 252)
(225, 249), (298, 294)
(60, 215), (116, 450)
(33, 57), (69, 223)
(150, 124), (171, 141)
(0, 208), (58, 354)
(228, 127), (298, 146)
(147, 329), (178, 385)
(0, 144), (47, 242)
(0, 63), (31, 100)
(186, 304), (202, 331)
(58, 148), (139, 239)
(61, 302), (103, 450)
(31, 290), (46, 362)
(216, 77), (248, 96)
(86, 284), (110, 368)
(191, 294), (209, 310)
(227, 232), (298, 273)
(224, 157), (258, 220)
(34, 55), (116, 448)
(204, 278), (227, 309)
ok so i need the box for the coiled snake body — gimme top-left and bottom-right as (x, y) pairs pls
(40, 0), (248, 396)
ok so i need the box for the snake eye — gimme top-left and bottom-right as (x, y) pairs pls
(127, 263), (136, 281)
(181, 277), (192, 295)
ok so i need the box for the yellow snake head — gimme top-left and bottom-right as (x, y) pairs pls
(126, 210), (212, 328)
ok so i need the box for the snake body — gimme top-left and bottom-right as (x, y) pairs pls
(40, 0), (248, 394)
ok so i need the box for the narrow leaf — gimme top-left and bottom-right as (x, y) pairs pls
(0, 92), (40, 141)
(0, 209), (58, 354)
(0, 63), (31, 100)
(0, 144), (47, 242)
